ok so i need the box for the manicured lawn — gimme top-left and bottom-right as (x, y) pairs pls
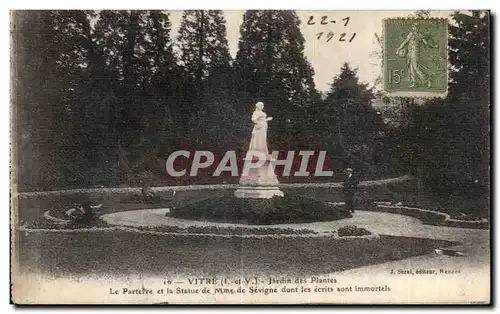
(16, 190), (231, 222)
(15, 231), (457, 278)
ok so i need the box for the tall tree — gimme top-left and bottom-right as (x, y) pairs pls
(447, 11), (489, 186)
(323, 63), (382, 175)
(324, 63), (374, 105)
(234, 10), (320, 148)
(93, 10), (178, 185)
(175, 10), (238, 147)
(404, 11), (490, 194)
(139, 11), (178, 151)
(176, 10), (232, 84)
(12, 10), (96, 190)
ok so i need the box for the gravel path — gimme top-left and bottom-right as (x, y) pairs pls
(103, 208), (481, 234)
(102, 209), (489, 255)
(18, 208), (490, 304)
(101, 208), (490, 292)
(16, 175), (412, 197)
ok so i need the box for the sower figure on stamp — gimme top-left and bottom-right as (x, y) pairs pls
(395, 22), (436, 88)
(343, 168), (359, 213)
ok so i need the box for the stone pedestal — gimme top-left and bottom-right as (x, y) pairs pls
(234, 186), (284, 199)
(234, 155), (284, 199)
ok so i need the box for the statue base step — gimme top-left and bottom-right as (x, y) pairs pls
(234, 186), (284, 199)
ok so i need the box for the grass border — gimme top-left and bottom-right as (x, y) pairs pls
(18, 223), (380, 240)
(39, 209), (379, 238)
(368, 203), (489, 229)
(16, 176), (413, 198)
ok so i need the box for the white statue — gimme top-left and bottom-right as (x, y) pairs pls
(248, 102), (273, 155)
(235, 101), (283, 198)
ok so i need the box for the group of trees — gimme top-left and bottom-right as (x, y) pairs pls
(399, 11), (490, 195)
(11, 10), (489, 194)
(12, 10), (384, 191)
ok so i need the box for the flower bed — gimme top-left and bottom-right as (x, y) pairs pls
(337, 225), (372, 237)
(168, 195), (352, 225)
(371, 203), (489, 229)
(25, 214), (109, 230)
(30, 210), (320, 236)
(148, 225), (319, 235)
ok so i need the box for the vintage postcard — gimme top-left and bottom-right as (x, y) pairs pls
(10, 10), (490, 304)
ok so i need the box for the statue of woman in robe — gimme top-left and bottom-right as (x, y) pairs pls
(248, 102), (273, 156)
(237, 101), (281, 189)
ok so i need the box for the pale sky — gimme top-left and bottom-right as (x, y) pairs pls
(168, 10), (455, 92)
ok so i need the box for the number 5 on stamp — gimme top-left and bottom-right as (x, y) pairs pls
(383, 18), (448, 97)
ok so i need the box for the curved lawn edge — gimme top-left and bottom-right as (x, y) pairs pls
(44, 210), (70, 224)
(17, 224), (379, 240)
(368, 204), (489, 229)
(40, 209), (378, 238)
(15, 175), (413, 198)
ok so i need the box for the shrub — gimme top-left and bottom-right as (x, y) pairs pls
(337, 225), (371, 237)
(168, 195), (352, 225)
(26, 215), (108, 230)
(449, 212), (484, 221)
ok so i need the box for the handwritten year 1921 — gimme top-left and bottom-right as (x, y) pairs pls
(316, 31), (356, 43)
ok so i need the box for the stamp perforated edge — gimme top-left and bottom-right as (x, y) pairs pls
(382, 17), (449, 99)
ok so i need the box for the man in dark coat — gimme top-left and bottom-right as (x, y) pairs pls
(343, 168), (359, 213)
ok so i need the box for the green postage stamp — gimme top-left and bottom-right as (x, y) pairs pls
(384, 18), (448, 97)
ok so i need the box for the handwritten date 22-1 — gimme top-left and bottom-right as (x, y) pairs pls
(307, 16), (350, 26)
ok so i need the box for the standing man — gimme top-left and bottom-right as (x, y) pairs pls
(343, 168), (359, 213)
